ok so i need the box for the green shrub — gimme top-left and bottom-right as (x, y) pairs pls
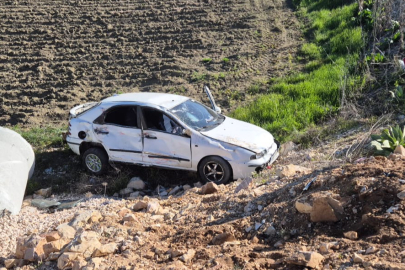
(371, 125), (405, 156)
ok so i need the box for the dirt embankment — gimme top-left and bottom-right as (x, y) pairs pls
(0, 0), (303, 127)
(1, 154), (405, 269)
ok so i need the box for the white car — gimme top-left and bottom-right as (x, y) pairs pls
(66, 86), (279, 184)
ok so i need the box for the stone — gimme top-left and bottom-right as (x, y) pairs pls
(310, 196), (343, 222)
(4, 259), (19, 269)
(394, 145), (405, 156)
(123, 214), (136, 222)
(24, 248), (36, 261)
(201, 182), (219, 195)
(57, 223), (76, 239)
(43, 239), (68, 256)
(343, 231), (358, 240)
(72, 258), (87, 270)
(133, 200), (148, 211)
(169, 186), (181, 195)
(146, 200), (160, 214)
(41, 231), (61, 242)
(274, 240), (284, 248)
(245, 226), (253, 233)
(129, 191), (140, 198)
(120, 187), (134, 195)
(117, 208), (132, 217)
(397, 190), (405, 200)
(69, 238), (102, 258)
(179, 249), (195, 263)
(15, 237), (27, 259)
(20, 235), (48, 261)
(279, 141), (296, 156)
(194, 182), (203, 188)
(127, 177), (145, 190)
(183, 185), (191, 191)
(234, 177), (253, 193)
(35, 187), (52, 197)
(211, 233), (236, 245)
(264, 225), (276, 236)
(167, 248), (185, 258)
(319, 243), (330, 254)
(366, 246), (378, 254)
(69, 210), (102, 228)
(164, 212), (175, 221)
(285, 251), (324, 269)
(276, 164), (311, 178)
(57, 252), (78, 270)
(353, 253), (364, 263)
(295, 200), (313, 214)
(78, 231), (99, 243)
(93, 243), (118, 257)
(255, 222), (262, 231)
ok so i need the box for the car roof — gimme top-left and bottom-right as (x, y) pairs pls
(102, 92), (190, 109)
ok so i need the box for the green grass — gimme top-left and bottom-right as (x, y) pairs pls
(202, 58), (212, 63)
(10, 126), (66, 150)
(231, 0), (363, 142)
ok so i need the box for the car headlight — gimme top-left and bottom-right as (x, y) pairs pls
(250, 149), (267, 160)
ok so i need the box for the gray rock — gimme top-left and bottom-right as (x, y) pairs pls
(127, 177), (145, 190)
(264, 225), (276, 236)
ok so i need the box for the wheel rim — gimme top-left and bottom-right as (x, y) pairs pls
(85, 154), (102, 172)
(203, 161), (224, 182)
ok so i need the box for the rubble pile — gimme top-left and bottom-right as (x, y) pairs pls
(1, 154), (405, 269)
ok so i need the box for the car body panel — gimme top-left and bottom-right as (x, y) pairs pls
(142, 130), (192, 168)
(201, 116), (275, 153)
(93, 123), (143, 163)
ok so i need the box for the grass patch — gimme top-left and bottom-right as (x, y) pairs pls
(10, 126), (66, 151)
(231, 0), (364, 143)
(202, 58), (212, 63)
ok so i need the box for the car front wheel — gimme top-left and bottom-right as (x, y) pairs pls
(198, 156), (232, 185)
(82, 148), (109, 175)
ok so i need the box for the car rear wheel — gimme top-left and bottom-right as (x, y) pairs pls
(83, 148), (108, 175)
(198, 156), (232, 185)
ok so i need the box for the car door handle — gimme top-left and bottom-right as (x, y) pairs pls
(144, 134), (157, 139)
(95, 129), (109, 135)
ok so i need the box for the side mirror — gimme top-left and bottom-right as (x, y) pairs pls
(182, 129), (192, 137)
(214, 106), (221, 114)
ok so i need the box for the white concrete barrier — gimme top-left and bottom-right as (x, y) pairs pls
(0, 127), (35, 214)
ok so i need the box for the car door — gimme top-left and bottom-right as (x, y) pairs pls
(204, 85), (221, 113)
(140, 106), (192, 168)
(92, 105), (143, 162)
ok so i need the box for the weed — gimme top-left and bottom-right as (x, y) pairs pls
(222, 57), (230, 64)
(202, 58), (212, 63)
(11, 126), (66, 151)
(212, 72), (226, 80)
(371, 125), (405, 156)
(191, 72), (206, 82)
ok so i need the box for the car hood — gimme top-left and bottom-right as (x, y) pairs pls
(200, 116), (275, 153)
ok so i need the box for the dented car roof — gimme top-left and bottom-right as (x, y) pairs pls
(102, 93), (189, 109)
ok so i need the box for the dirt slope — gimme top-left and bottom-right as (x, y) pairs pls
(1, 155), (405, 269)
(0, 0), (302, 126)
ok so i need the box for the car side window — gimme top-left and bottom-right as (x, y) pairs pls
(142, 107), (182, 134)
(104, 106), (138, 128)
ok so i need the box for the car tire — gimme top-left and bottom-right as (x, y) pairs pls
(198, 156), (232, 185)
(82, 148), (109, 175)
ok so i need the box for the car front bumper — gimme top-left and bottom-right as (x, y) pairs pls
(230, 143), (279, 179)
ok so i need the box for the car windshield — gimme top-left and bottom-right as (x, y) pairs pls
(170, 99), (225, 131)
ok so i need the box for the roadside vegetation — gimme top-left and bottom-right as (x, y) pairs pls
(232, 0), (365, 142)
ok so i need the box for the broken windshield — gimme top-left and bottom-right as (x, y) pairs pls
(170, 100), (225, 131)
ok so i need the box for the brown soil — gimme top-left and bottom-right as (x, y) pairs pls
(0, 0), (303, 127)
(2, 154), (405, 269)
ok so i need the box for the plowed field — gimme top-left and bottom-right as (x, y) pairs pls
(0, 0), (302, 126)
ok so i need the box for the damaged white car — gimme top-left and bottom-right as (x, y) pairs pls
(66, 86), (279, 184)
